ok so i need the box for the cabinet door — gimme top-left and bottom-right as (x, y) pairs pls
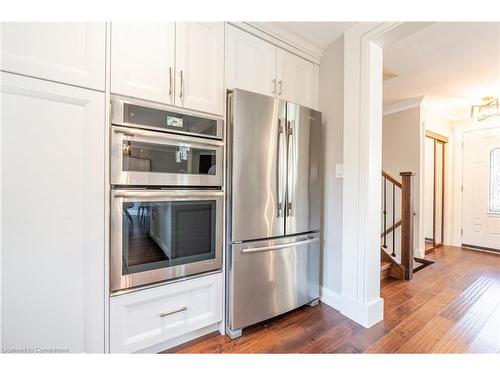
(0, 22), (105, 91)
(226, 24), (277, 98)
(175, 22), (224, 115)
(111, 22), (175, 105)
(276, 48), (315, 108)
(1, 72), (105, 353)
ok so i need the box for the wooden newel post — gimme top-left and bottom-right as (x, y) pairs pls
(400, 172), (414, 281)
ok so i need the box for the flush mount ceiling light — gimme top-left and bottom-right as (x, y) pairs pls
(471, 96), (500, 121)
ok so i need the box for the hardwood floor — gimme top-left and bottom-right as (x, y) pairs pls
(165, 246), (500, 354)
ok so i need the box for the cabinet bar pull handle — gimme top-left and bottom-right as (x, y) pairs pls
(278, 80), (283, 95)
(179, 70), (184, 99)
(159, 306), (188, 318)
(169, 67), (173, 96)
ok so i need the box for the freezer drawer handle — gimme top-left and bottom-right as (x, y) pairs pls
(159, 306), (188, 318)
(241, 236), (319, 254)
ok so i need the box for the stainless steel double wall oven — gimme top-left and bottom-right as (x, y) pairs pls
(110, 97), (224, 292)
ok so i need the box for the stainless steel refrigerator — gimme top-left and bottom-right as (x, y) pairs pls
(226, 89), (322, 339)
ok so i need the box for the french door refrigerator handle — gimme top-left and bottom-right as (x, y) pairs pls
(277, 119), (284, 217)
(286, 120), (294, 217)
(241, 236), (319, 254)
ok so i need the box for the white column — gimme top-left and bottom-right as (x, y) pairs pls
(341, 23), (386, 327)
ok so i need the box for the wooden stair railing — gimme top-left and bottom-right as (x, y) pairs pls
(381, 170), (415, 281)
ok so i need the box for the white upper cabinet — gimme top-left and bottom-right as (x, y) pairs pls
(276, 48), (315, 108)
(226, 24), (277, 97)
(225, 24), (316, 108)
(175, 22), (225, 115)
(0, 22), (106, 91)
(111, 23), (175, 105)
(1, 72), (105, 353)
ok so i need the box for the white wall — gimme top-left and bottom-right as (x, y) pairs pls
(382, 107), (424, 257)
(318, 36), (344, 305)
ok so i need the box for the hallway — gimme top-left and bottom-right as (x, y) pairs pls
(166, 246), (500, 353)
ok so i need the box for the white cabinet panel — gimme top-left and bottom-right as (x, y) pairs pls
(175, 22), (224, 115)
(226, 24), (277, 97)
(0, 72), (105, 353)
(110, 273), (223, 353)
(111, 22), (175, 105)
(276, 48), (315, 108)
(1, 22), (105, 91)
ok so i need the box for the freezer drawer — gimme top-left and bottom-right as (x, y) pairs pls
(227, 233), (320, 331)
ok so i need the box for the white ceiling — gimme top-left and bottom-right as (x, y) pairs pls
(383, 22), (500, 121)
(290, 22), (355, 47)
(250, 22), (354, 59)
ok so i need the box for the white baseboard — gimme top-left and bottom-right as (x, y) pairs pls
(340, 296), (384, 328)
(320, 286), (342, 311)
(321, 287), (384, 328)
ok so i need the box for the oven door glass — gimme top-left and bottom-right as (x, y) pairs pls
(122, 140), (216, 176)
(122, 200), (216, 275)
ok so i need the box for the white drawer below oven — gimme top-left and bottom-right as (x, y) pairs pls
(110, 272), (223, 353)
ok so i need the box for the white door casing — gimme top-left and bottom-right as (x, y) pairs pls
(462, 128), (500, 251)
(175, 22), (225, 115)
(424, 137), (435, 240)
(1, 72), (105, 352)
(1, 22), (106, 91)
(340, 22), (430, 328)
(111, 22), (175, 105)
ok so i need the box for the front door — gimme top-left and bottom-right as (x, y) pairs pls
(462, 128), (500, 251)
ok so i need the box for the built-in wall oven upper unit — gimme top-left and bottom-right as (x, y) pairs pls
(111, 97), (224, 140)
(110, 190), (223, 292)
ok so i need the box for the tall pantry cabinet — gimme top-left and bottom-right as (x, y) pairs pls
(0, 22), (106, 353)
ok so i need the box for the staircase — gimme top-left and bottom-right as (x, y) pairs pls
(380, 171), (415, 281)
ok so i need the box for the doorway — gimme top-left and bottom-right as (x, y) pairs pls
(424, 131), (447, 253)
(462, 127), (500, 252)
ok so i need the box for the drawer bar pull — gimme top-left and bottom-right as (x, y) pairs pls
(159, 306), (188, 318)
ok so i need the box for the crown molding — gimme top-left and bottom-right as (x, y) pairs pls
(383, 96), (425, 116)
(232, 22), (324, 64)
(249, 22), (327, 59)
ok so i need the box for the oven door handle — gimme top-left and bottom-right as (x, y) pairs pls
(112, 126), (223, 147)
(241, 236), (319, 254)
(113, 128), (136, 137)
(113, 191), (224, 199)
